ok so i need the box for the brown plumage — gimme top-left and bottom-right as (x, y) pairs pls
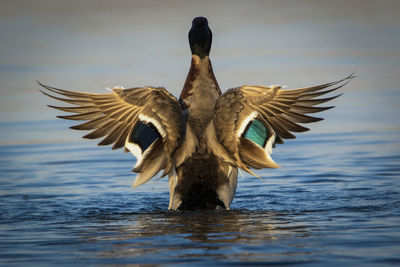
(40, 17), (354, 210)
(40, 82), (184, 185)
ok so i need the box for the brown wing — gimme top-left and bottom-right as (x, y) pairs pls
(210, 73), (354, 174)
(39, 82), (183, 186)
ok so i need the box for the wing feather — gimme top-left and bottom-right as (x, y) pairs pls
(70, 116), (111, 130)
(98, 121), (124, 146)
(83, 120), (119, 139)
(296, 94), (342, 107)
(57, 111), (101, 121)
(290, 105), (334, 114)
(112, 124), (132, 150)
(273, 115), (309, 133)
(40, 90), (92, 105)
(47, 105), (98, 113)
(280, 111), (323, 124)
(210, 74), (354, 173)
(40, 82), (183, 186)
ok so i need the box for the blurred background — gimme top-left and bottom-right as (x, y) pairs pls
(0, 0), (399, 144)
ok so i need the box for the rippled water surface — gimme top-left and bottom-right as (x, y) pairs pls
(1, 110), (400, 265)
(1, 1), (400, 266)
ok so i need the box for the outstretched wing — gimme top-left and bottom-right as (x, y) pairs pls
(39, 82), (184, 187)
(209, 74), (354, 175)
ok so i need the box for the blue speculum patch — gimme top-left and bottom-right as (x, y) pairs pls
(243, 118), (268, 148)
(130, 121), (161, 152)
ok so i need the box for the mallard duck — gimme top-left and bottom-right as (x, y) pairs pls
(40, 17), (353, 210)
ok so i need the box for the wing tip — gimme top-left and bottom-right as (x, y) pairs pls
(347, 71), (357, 79)
(69, 125), (80, 130)
(132, 176), (145, 188)
(36, 80), (45, 87)
(56, 115), (68, 120)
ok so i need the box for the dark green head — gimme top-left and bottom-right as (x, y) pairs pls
(189, 17), (212, 58)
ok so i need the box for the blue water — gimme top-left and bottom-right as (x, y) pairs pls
(1, 1), (400, 265)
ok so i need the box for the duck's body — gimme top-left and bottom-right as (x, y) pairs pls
(40, 17), (353, 210)
(173, 54), (236, 210)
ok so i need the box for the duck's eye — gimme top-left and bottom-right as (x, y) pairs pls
(242, 118), (272, 148)
(130, 121), (161, 152)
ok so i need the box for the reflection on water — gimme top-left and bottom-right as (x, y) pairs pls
(77, 209), (313, 263)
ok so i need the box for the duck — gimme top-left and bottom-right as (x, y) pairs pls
(40, 17), (353, 210)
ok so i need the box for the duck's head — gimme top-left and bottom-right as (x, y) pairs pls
(189, 17), (212, 58)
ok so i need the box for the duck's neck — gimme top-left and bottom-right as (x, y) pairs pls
(180, 55), (221, 101)
(180, 55), (221, 136)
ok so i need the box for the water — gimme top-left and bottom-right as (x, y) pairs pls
(1, 107), (399, 265)
(1, 1), (400, 266)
